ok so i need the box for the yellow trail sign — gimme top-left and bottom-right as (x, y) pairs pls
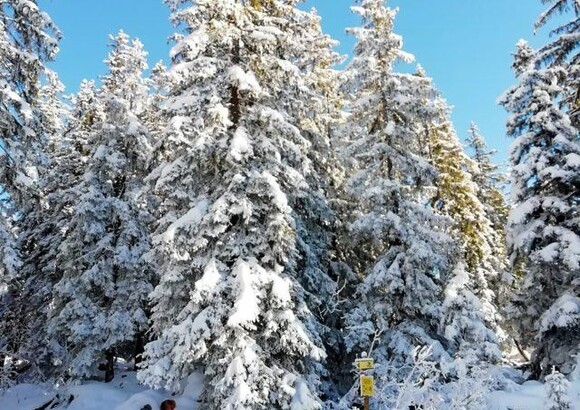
(360, 375), (374, 397)
(355, 358), (374, 370)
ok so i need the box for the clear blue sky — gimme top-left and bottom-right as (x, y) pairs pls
(39, 0), (551, 162)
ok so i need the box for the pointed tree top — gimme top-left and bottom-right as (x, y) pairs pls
(512, 40), (535, 76)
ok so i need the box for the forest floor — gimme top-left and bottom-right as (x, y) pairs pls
(0, 367), (579, 409)
(489, 378), (580, 409)
(0, 366), (203, 410)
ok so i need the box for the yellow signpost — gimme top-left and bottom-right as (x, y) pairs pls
(360, 375), (374, 397)
(354, 354), (375, 410)
(354, 358), (375, 371)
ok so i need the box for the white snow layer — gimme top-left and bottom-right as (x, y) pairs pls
(3, 373), (580, 409)
(160, 199), (209, 243)
(489, 379), (580, 410)
(0, 369), (203, 410)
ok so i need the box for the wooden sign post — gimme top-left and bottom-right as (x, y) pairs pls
(354, 353), (375, 410)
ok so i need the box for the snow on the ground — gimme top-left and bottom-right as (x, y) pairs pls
(0, 383), (55, 409)
(488, 379), (580, 410)
(1, 370), (579, 409)
(0, 370), (203, 410)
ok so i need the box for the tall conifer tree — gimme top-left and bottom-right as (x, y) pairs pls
(139, 1), (342, 408)
(48, 32), (154, 381)
(340, 3), (503, 406)
(6, 72), (70, 380)
(0, 0), (60, 382)
(341, 0), (455, 392)
(501, 39), (580, 376)
(465, 123), (510, 327)
(428, 101), (503, 351)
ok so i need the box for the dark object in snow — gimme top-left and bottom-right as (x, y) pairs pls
(33, 397), (57, 410)
(34, 393), (75, 410)
(160, 399), (177, 410)
(140, 405), (152, 410)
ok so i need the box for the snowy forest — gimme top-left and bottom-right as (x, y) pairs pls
(0, 0), (578, 409)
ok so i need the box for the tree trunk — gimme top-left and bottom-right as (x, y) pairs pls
(104, 350), (115, 382)
(229, 39), (241, 127)
(134, 333), (145, 371)
(514, 338), (530, 362)
(529, 345), (544, 380)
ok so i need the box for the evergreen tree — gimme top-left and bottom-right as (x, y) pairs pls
(500, 40), (580, 377)
(340, 0), (456, 394)
(439, 262), (501, 372)
(5, 72), (70, 381)
(428, 101), (503, 351)
(0, 0), (60, 381)
(139, 1), (341, 408)
(48, 32), (154, 382)
(465, 123), (511, 338)
(544, 368), (572, 410)
(339, 4), (505, 406)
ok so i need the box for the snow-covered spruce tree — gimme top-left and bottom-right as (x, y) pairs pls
(11, 80), (104, 381)
(4, 71), (70, 381)
(439, 261), (501, 376)
(340, 1), (460, 402)
(545, 368), (572, 410)
(138, 0), (342, 407)
(465, 123), (511, 310)
(48, 32), (154, 382)
(427, 100), (503, 353)
(0, 0), (60, 381)
(500, 40), (580, 377)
